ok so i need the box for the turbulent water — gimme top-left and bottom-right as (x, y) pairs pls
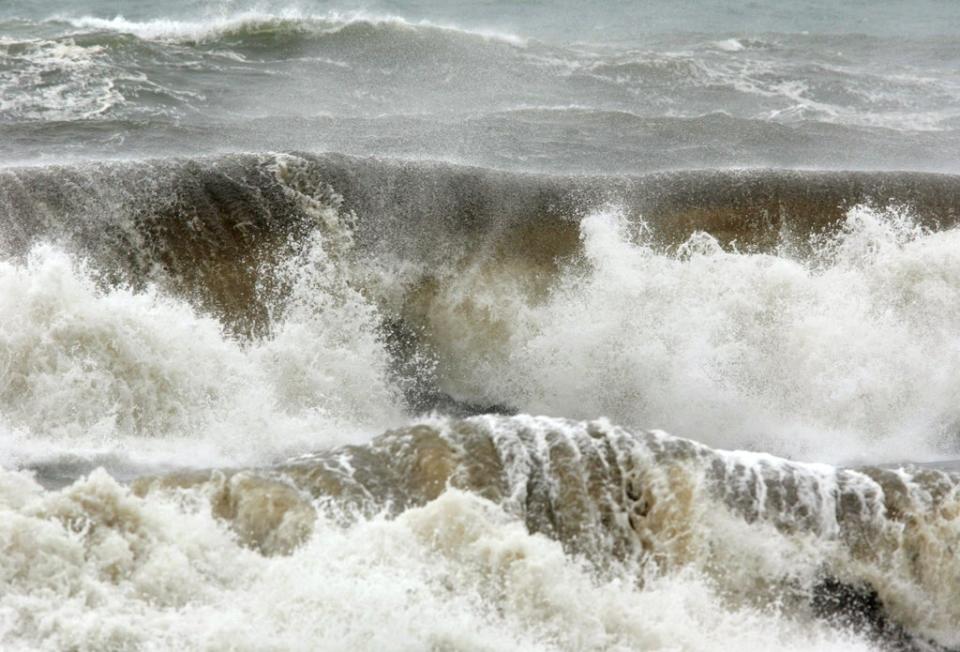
(2, 2), (960, 651)
(3, 1), (960, 171)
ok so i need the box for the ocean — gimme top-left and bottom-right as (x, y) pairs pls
(1, 1), (959, 650)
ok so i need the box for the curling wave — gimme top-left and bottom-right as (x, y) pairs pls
(3, 153), (960, 468)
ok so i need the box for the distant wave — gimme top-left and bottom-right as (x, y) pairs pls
(56, 10), (528, 46)
(3, 13), (956, 137)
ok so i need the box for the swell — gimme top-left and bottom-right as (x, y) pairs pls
(5, 20), (960, 168)
(8, 114), (960, 173)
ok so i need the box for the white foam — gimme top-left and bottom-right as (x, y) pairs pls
(0, 38), (125, 120)
(0, 468), (874, 651)
(63, 10), (307, 42)
(712, 38), (746, 52)
(419, 204), (960, 464)
(0, 240), (403, 473)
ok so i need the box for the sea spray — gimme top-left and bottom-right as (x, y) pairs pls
(0, 223), (402, 474)
(399, 203), (960, 463)
(4, 1), (960, 648)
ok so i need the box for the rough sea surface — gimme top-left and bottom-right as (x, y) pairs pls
(1, 2), (960, 651)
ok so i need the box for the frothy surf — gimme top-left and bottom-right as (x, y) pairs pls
(2, 414), (957, 650)
(2, 152), (960, 649)
(4, 153), (960, 463)
(70, 10), (527, 45)
(0, 463), (879, 652)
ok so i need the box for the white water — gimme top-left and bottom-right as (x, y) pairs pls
(0, 466), (876, 652)
(0, 239), (402, 474)
(418, 204), (960, 464)
(61, 10), (528, 45)
(2, 0), (959, 646)
(4, 204), (960, 471)
(0, 37), (125, 121)
(1, 200), (959, 649)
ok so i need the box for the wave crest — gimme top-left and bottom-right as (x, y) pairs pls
(58, 10), (527, 46)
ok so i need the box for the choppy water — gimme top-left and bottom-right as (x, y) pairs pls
(2, 2), (960, 651)
(2, 1), (960, 170)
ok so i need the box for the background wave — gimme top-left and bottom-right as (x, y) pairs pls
(1, 7), (959, 170)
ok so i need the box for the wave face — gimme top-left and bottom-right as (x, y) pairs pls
(5, 153), (960, 466)
(2, 4), (960, 171)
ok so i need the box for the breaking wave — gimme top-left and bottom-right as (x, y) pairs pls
(3, 152), (960, 648)
(4, 0), (960, 646)
(59, 10), (527, 46)
(3, 153), (960, 465)
(2, 415), (957, 650)
(0, 460), (877, 652)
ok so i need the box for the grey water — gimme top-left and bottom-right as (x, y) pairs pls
(2, 0), (960, 172)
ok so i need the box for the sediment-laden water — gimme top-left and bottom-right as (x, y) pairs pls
(2, 2), (960, 650)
